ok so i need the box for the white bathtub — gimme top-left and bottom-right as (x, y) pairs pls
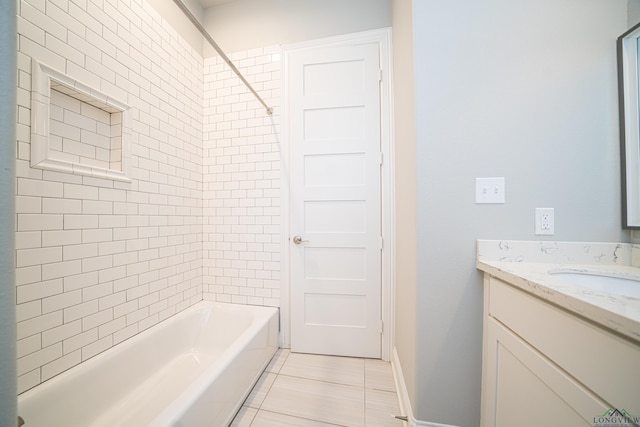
(18, 301), (279, 427)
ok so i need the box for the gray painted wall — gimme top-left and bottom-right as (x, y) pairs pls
(0, 0), (17, 425)
(630, 0), (640, 26)
(409, 0), (630, 425)
(202, 0), (391, 55)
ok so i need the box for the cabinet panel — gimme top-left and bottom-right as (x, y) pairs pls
(484, 318), (607, 427)
(489, 277), (640, 414)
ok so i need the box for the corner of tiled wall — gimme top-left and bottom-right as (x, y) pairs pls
(202, 45), (282, 307)
(16, 0), (204, 393)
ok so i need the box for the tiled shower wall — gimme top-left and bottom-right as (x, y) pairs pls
(202, 48), (281, 307)
(15, 0), (204, 393)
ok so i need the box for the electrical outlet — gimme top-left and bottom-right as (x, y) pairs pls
(535, 208), (554, 235)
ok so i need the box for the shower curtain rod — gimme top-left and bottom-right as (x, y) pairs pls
(173, 0), (273, 116)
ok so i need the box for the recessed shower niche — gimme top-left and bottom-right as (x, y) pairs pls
(31, 60), (132, 182)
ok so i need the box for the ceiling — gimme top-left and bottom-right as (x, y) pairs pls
(198, 0), (238, 7)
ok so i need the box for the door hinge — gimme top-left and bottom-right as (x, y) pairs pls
(379, 152), (383, 166)
(379, 236), (384, 250)
(379, 69), (383, 82)
(379, 320), (384, 333)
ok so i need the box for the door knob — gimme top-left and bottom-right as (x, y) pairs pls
(292, 235), (309, 244)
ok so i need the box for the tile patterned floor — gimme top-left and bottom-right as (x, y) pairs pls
(231, 349), (405, 427)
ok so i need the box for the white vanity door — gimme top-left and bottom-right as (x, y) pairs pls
(482, 317), (607, 427)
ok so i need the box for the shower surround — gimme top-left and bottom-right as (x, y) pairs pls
(15, 0), (280, 393)
(202, 48), (281, 307)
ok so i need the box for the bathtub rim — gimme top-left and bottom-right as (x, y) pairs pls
(17, 301), (280, 427)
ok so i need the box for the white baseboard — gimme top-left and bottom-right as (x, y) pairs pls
(390, 347), (461, 427)
(390, 347), (412, 426)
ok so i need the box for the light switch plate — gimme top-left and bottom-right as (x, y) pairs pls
(475, 177), (505, 204)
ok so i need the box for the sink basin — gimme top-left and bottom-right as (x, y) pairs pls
(549, 270), (640, 299)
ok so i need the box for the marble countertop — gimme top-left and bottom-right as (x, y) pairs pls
(477, 240), (640, 343)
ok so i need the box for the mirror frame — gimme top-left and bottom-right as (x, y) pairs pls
(618, 22), (640, 229)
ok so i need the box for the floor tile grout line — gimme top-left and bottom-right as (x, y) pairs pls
(248, 348), (291, 425)
(275, 372), (366, 389)
(259, 349), (290, 408)
(363, 357), (367, 426)
(363, 383), (368, 427)
(255, 372), (278, 411)
(246, 350), (401, 427)
(266, 348), (291, 375)
(259, 373), (367, 426)
(244, 407), (258, 427)
(255, 408), (349, 427)
(276, 351), (367, 389)
(235, 349), (289, 426)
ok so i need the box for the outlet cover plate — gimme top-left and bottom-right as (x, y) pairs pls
(475, 177), (505, 204)
(535, 207), (555, 235)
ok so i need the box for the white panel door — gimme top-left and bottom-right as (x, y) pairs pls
(288, 42), (382, 358)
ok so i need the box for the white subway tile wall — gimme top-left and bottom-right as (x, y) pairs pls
(16, 0), (204, 393)
(49, 88), (119, 170)
(202, 48), (281, 307)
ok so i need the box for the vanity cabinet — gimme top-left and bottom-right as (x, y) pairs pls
(481, 275), (640, 427)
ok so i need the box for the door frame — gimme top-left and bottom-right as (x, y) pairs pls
(280, 28), (395, 361)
